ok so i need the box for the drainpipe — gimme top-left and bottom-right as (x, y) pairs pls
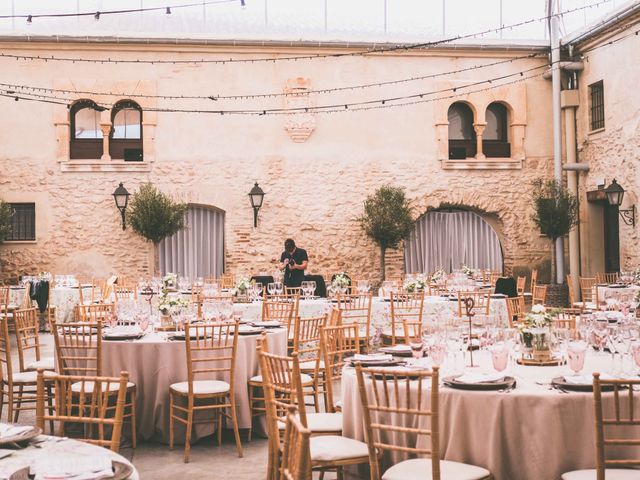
(550, 2), (564, 284)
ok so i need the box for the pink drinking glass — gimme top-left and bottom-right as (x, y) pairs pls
(489, 343), (510, 372)
(567, 341), (588, 374)
(139, 315), (150, 333)
(429, 344), (447, 367)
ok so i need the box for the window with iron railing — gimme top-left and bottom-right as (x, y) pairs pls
(6, 203), (35, 241)
(589, 80), (605, 131)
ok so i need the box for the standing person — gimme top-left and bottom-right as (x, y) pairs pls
(279, 238), (308, 288)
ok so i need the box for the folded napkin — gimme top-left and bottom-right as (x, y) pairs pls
(31, 454), (114, 480)
(382, 345), (411, 352)
(353, 353), (393, 362)
(455, 372), (506, 384)
(563, 373), (615, 385)
(0, 423), (33, 438)
(105, 326), (139, 335)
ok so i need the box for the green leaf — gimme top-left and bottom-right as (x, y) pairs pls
(530, 179), (579, 240)
(127, 183), (187, 244)
(0, 200), (15, 243)
(358, 185), (414, 249)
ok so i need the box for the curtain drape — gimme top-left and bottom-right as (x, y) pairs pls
(404, 210), (503, 274)
(159, 206), (224, 279)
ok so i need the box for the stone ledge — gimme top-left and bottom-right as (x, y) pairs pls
(440, 158), (523, 170)
(60, 160), (152, 173)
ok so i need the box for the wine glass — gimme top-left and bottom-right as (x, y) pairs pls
(567, 340), (588, 375)
(139, 314), (150, 333)
(592, 320), (609, 355)
(409, 337), (424, 364)
(309, 281), (317, 297)
(428, 344), (447, 367)
(274, 282), (283, 295)
(106, 312), (118, 329)
(267, 283), (276, 296)
(488, 342), (510, 372)
(253, 282), (263, 301)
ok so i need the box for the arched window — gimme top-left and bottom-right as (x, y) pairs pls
(484, 102), (511, 158)
(448, 102), (476, 159)
(110, 100), (143, 161)
(70, 99), (104, 159)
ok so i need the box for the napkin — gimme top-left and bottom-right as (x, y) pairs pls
(563, 373), (615, 385)
(31, 453), (114, 480)
(0, 423), (33, 438)
(353, 354), (393, 362)
(382, 345), (411, 352)
(455, 372), (506, 384)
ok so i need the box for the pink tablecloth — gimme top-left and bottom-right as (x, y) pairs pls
(341, 353), (640, 480)
(101, 328), (287, 443)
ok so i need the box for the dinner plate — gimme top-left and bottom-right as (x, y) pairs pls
(379, 346), (413, 358)
(251, 321), (282, 328)
(348, 358), (405, 367)
(551, 376), (616, 392)
(237, 327), (265, 335)
(0, 426), (42, 446)
(169, 332), (211, 341)
(608, 284), (625, 289)
(443, 375), (516, 391)
(103, 332), (144, 341)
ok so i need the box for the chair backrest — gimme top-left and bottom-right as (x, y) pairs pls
(52, 321), (102, 376)
(355, 365), (441, 480)
(596, 272), (619, 284)
(516, 276), (526, 296)
(281, 406), (312, 480)
(77, 303), (114, 323)
(320, 324), (360, 413)
(389, 292), (425, 345)
(183, 321), (238, 395)
(219, 273), (235, 289)
(593, 373), (640, 479)
(113, 282), (137, 302)
(285, 287), (302, 296)
(505, 296), (525, 327)
(530, 269), (538, 292)
(532, 285), (548, 305)
(263, 295), (299, 333)
(456, 291), (491, 317)
(0, 316), (17, 386)
(13, 307), (42, 371)
(326, 307), (341, 327)
(553, 310), (578, 330)
(428, 284), (448, 297)
(566, 274), (576, 305)
(579, 277), (596, 303)
(489, 273), (502, 288)
(0, 286), (9, 309)
(335, 293), (373, 345)
(293, 315), (325, 373)
(402, 319), (422, 343)
(36, 369), (129, 452)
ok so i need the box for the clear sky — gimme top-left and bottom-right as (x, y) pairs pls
(0, 0), (627, 42)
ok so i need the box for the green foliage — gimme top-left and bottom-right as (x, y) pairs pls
(531, 179), (579, 241)
(0, 200), (14, 243)
(127, 183), (187, 244)
(359, 185), (414, 250)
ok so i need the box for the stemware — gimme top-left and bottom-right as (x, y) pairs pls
(309, 281), (317, 297)
(274, 282), (283, 295)
(428, 344), (447, 367)
(408, 337), (425, 364)
(488, 342), (510, 372)
(567, 340), (588, 375)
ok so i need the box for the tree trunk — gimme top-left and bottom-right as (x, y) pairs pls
(153, 242), (160, 277)
(379, 245), (386, 283)
(550, 240), (556, 285)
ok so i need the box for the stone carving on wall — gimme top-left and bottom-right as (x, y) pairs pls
(283, 77), (315, 143)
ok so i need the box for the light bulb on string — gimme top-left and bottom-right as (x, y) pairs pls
(94, 11), (101, 21)
(240, 0), (246, 8)
(166, 7), (172, 15)
(26, 15), (32, 25)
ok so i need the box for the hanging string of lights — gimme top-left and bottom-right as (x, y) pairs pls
(0, 0), (614, 65)
(0, 53), (544, 102)
(0, 0), (243, 22)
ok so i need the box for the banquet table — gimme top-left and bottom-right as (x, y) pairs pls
(595, 284), (640, 303)
(341, 352), (640, 480)
(9, 285), (93, 322)
(0, 434), (139, 479)
(100, 327), (287, 443)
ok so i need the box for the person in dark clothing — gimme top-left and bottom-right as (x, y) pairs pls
(279, 238), (309, 288)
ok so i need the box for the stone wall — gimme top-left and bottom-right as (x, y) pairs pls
(0, 41), (555, 284)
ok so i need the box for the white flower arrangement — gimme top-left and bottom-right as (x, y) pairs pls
(332, 272), (351, 289)
(404, 275), (428, 293)
(461, 265), (474, 276)
(38, 272), (52, 281)
(430, 268), (447, 284)
(163, 273), (177, 288)
(236, 277), (253, 292)
(158, 296), (188, 315)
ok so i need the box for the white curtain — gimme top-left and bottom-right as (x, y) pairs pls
(159, 206), (224, 279)
(404, 210), (503, 274)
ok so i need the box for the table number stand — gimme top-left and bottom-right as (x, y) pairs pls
(465, 297), (478, 368)
(140, 286), (156, 315)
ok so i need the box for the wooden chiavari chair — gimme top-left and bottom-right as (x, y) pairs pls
(52, 320), (137, 448)
(596, 272), (619, 284)
(553, 309), (579, 330)
(402, 319), (422, 344)
(259, 346), (368, 480)
(13, 307), (55, 372)
(566, 274), (584, 310)
(489, 272), (502, 289)
(428, 284), (449, 297)
(326, 307), (341, 327)
(0, 286), (10, 328)
(335, 293), (373, 352)
(281, 406), (312, 480)
(505, 296), (526, 328)
(579, 276), (597, 310)
(457, 291), (491, 317)
(523, 269), (538, 304)
(320, 324), (361, 413)
(169, 321), (243, 462)
(561, 374), (640, 480)
(355, 365), (491, 480)
(37, 370), (129, 453)
(516, 276), (526, 296)
(294, 316), (325, 413)
(385, 291), (424, 346)
(113, 281), (138, 302)
(220, 273), (236, 289)
(263, 294), (299, 338)
(77, 303), (115, 323)
(532, 285), (548, 305)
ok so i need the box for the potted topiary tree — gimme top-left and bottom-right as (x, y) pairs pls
(0, 200), (13, 243)
(126, 183), (187, 275)
(358, 185), (414, 282)
(531, 179), (579, 305)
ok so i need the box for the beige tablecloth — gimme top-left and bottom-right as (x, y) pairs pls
(341, 352), (640, 480)
(9, 285), (93, 322)
(101, 328), (287, 443)
(0, 434), (138, 479)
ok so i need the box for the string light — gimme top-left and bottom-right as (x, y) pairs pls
(0, 0), (615, 66)
(166, 7), (172, 15)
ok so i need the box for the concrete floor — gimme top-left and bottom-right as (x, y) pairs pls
(9, 333), (342, 480)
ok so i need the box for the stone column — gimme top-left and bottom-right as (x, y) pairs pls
(100, 123), (111, 161)
(473, 123), (486, 160)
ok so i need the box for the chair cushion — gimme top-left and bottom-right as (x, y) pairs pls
(249, 373), (313, 385)
(310, 435), (369, 462)
(299, 360), (324, 371)
(71, 381), (136, 393)
(170, 380), (230, 395)
(562, 469), (640, 480)
(26, 357), (55, 372)
(382, 458), (491, 480)
(278, 412), (342, 433)
(12, 370), (56, 384)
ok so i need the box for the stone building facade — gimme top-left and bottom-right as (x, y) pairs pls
(0, 36), (567, 284)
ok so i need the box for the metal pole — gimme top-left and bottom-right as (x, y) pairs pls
(442, 0), (445, 36)
(551, 0), (565, 284)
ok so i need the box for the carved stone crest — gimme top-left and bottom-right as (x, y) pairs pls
(284, 77), (315, 143)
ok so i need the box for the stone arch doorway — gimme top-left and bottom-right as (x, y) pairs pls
(404, 208), (503, 274)
(159, 204), (225, 279)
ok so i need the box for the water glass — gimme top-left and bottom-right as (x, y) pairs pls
(567, 341), (588, 374)
(428, 344), (447, 367)
(274, 282), (283, 295)
(489, 342), (510, 372)
(409, 337), (424, 362)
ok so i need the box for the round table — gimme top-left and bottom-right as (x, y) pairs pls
(341, 351), (640, 480)
(101, 328), (288, 443)
(0, 434), (138, 479)
(9, 285), (93, 322)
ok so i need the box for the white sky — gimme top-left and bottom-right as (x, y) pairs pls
(0, 0), (625, 42)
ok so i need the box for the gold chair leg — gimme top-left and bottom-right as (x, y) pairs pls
(247, 385), (254, 442)
(229, 397), (243, 458)
(13, 386), (23, 423)
(169, 393), (175, 451)
(184, 400), (194, 463)
(129, 388), (137, 449)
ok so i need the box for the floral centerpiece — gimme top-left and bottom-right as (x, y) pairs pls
(332, 272), (351, 290)
(430, 268), (447, 284)
(162, 273), (177, 291)
(404, 274), (428, 293)
(518, 305), (557, 362)
(38, 272), (52, 282)
(159, 296), (188, 316)
(461, 265), (474, 277)
(236, 277), (253, 294)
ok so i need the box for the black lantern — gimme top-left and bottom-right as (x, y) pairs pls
(605, 179), (635, 227)
(248, 182), (265, 228)
(112, 182), (130, 230)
